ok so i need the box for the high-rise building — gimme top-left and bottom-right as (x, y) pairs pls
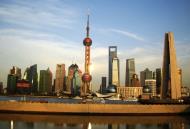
(112, 57), (120, 86)
(39, 68), (52, 95)
(161, 32), (181, 99)
(7, 66), (21, 94)
(145, 79), (156, 97)
(100, 76), (107, 93)
(66, 64), (82, 96)
(155, 68), (161, 94)
(0, 82), (3, 94)
(108, 46), (117, 85)
(140, 68), (152, 87)
(125, 58), (135, 86)
(24, 64), (38, 94)
(10, 66), (21, 79)
(55, 64), (65, 95)
(81, 14), (92, 96)
(131, 74), (141, 87)
(178, 68), (182, 88)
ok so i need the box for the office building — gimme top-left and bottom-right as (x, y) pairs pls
(24, 64), (38, 94)
(155, 68), (161, 94)
(7, 66), (21, 94)
(181, 86), (190, 97)
(178, 68), (182, 88)
(140, 68), (152, 87)
(108, 46), (117, 85)
(131, 74), (141, 87)
(10, 66), (21, 79)
(0, 82), (3, 94)
(112, 57), (120, 86)
(39, 68), (52, 95)
(161, 32), (181, 99)
(55, 64), (66, 95)
(145, 79), (156, 97)
(100, 76), (107, 93)
(66, 64), (82, 96)
(125, 58), (135, 86)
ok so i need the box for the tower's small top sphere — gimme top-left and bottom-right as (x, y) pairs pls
(83, 37), (92, 46)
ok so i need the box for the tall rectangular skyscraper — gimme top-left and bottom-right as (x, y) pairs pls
(24, 64), (38, 94)
(112, 57), (120, 86)
(108, 46), (117, 85)
(140, 68), (152, 87)
(39, 68), (52, 95)
(125, 58), (135, 86)
(155, 68), (161, 94)
(55, 64), (66, 95)
(161, 32), (181, 99)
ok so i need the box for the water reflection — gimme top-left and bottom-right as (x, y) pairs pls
(0, 113), (189, 129)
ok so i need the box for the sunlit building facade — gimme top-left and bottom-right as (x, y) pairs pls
(117, 86), (143, 98)
(108, 46), (117, 85)
(145, 79), (156, 97)
(125, 58), (135, 86)
(112, 57), (120, 86)
(55, 64), (66, 95)
(161, 32), (181, 99)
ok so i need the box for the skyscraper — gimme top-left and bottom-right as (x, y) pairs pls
(145, 79), (156, 97)
(7, 66), (21, 94)
(25, 64), (38, 94)
(112, 57), (120, 86)
(39, 68), (52, 95)
(140, 68), (152, 87)
(100, 76), (107, 93)
(66, 64), (82, 96)
(81, 14), (92, 96)
(125, 58), (135, 86)
(108, 46), (117, 85)
(155, 68), (161, 94)
(55, 64), (65, 95)
(161, 32), (181, 99)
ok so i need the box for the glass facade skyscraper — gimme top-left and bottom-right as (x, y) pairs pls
(25, 64), (38, 94)
(108, 46), (118, 85)
(39, 68), (52, 95)
(7, 66), (21, 94)
(112, 57), (120, 86)
(125, 58), (135, 86)
(140, 68), (153, 87)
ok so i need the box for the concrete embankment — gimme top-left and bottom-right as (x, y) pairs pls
(0, 101), (190, 114)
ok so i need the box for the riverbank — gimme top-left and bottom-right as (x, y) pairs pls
(0, 101), (190, 114)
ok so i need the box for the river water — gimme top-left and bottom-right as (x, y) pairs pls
(0, 113), (190, 129)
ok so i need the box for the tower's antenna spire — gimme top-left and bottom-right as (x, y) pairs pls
(86, 10), (90, 37)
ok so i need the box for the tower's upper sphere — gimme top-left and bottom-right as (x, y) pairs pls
(83, 37), (92, 46)
(82, 73), (92, 82)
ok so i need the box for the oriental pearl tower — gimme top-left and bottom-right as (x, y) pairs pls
(81, 14), (92, 96)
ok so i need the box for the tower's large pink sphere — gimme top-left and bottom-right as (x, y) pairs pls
(82, 73), (92, 82)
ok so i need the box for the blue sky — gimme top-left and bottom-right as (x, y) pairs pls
(0, 0), (190, 91)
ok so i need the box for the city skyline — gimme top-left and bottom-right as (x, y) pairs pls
(0, 0), (190, 91)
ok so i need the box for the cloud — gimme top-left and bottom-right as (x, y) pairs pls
(109, 28), (145, 42)
(0, 0), (78, 29)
